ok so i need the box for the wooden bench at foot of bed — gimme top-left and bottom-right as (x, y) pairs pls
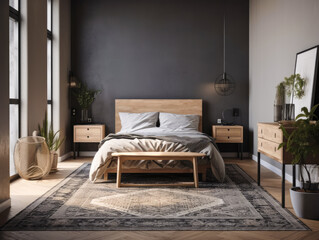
(106, 152), (207, 188)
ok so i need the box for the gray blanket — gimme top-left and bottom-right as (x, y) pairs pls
(89, 131), (225, 183)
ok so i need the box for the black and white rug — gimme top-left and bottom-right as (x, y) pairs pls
(1, 164), (309, 231)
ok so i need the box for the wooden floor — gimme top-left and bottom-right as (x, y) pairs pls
(0, 158), (319, 240)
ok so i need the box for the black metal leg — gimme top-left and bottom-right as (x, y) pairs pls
(292, 165), (296, 187)
(73, 143), (76, 159)
(257, 152), (261, 186)
(237, 143), (240, 158)
(282, 164), (285, 208)
(77, 143), (80, 158)
(241, 143), (243, 160)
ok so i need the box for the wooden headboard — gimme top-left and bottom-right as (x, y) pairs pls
(115, 99), (203, 133)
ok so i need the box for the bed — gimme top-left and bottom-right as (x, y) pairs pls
(89, 99), (225, 183)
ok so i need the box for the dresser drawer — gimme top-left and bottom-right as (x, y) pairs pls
(74, 125), (105, 143)
(258, 123), (283, 144)
(258, 138), (283, 162)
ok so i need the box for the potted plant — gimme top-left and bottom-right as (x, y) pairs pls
(279, 104), (319, 219)
(282, 74), (306, 120)
(38, 114), (65, 173)
(73, 81), (101, 122)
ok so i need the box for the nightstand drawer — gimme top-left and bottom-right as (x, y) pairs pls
(216, 128), (242, 137)
(215, 136), (242, 143)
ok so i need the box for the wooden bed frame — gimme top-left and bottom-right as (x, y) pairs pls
(103, 99), (210, 183)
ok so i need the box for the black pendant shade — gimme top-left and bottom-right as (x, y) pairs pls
(215, 72), (235, 96)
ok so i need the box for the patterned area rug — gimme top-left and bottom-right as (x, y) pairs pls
(1, 164), (309, 231)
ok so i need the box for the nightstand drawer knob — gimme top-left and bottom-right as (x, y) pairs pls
(87, 128), (90, 130)
(228, 136), (230, 139)
(87, 136), (89, 138)
(228, 129), (230, 131)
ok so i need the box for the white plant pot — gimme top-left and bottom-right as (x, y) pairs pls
(290, 187), (319, 220)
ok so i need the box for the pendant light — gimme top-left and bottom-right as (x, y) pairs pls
(214, 15), (235, 96)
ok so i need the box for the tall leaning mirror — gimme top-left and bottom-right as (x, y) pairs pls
(294, 45), (319, 116)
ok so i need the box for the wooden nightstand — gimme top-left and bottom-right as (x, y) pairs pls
(212, 125), (243, 159)
(73, 124), (106, 158)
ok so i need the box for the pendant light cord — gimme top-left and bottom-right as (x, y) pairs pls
(223, 15), (226, 74)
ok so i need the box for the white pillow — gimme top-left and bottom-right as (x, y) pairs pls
(159, 112), (200, 131)
(119, 112), (159, 132)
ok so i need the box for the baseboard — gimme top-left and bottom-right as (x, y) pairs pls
(58, 152), (73, 162)
(252, 154), (300, 185)
(77, 151), (97, 157)
(0, 199), (11, 213)
(58, 151), (96, 160)
(220, 152), (251, 158)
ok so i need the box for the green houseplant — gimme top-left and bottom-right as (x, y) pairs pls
(73, 82), (101, 122)
(279, 104), (319, 219)
(282, 74), (306, 120)
(38, 113), (65, 173)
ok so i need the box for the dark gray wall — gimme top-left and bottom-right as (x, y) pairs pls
(71, 0), (249, 152)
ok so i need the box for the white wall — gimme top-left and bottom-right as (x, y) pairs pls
(249, 0), (319, 173)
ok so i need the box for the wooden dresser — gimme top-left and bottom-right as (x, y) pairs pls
(212, 125), (243, 159)
(257, 122), (318, 207)
(73, 124), (105, 158)
(257, 122), (295, 208)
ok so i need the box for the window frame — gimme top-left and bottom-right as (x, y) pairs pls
(47, 0), (53, 125)
(9, 1), (21, 180)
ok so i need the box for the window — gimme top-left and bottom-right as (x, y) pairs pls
(9, 0), (20, 176)
(47, 0), (53, 127)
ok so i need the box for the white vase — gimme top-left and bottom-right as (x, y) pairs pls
(50, 152), (58, 173)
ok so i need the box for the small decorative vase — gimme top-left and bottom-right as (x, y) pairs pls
(81, 109), (89, 122)
(284, 104), (295, 121)
(50, 151), (58, 173)
(14, 136), (51, 180)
